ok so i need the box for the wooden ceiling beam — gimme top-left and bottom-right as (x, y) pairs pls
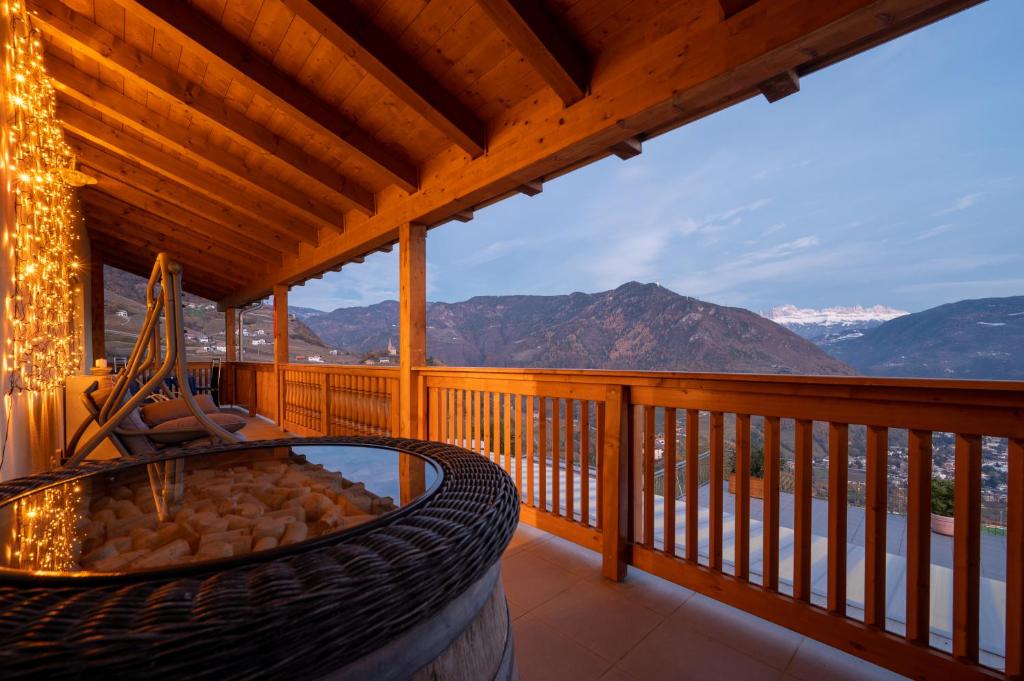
(759, 70), (800, 103)
(84, 209), (262, 283)
(90, 244), (227, 301)
(48, 57), (344, 230)
(69, 137), (304, 255)
(610, 138), (642, 160)
(86, 221), (250, 289)
(219, 0), (980, 308)
(29, 0), (377, 213)
(108, 0), (420, 191)
(476, 0), (590, 106)
(82, 172), (285, 266)
(280, 0), (486, 158)
(81, 193), (271, 269)
(60, 105), (322, 243)
(720, 0), (760, 18)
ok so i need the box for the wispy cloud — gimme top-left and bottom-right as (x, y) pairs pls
(913, 224), (955, 241)
(465, 239), (529, 265)
(937, 193), (980, 215)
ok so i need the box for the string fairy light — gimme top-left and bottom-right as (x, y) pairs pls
(2, 0), (82, 394)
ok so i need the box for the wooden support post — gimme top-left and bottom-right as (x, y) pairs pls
(399, 222), (426, 503)
(602, 385), (630, 581)
(225, 306), (237, 363)
(273, 284), (288, 426)
(399, 222), (426, 438)
(89, 255), (105, 365)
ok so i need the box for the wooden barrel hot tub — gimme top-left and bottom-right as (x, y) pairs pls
(0, 437), (520, 680)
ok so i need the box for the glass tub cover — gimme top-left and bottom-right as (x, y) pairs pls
(0, 443), (441, 577)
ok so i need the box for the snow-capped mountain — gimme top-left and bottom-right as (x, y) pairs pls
(767, 304), (909, 346)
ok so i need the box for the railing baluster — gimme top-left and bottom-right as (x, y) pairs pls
(664, 407), (676, 557)
(505, 392), (514, 475)
(429, 387), (438, 440)
(953, 433), (981, 662)
(794, 418), (813, 601)
(735, 413), (751, 581)
(827, 422), (849, 616)
(709, 411), (724, 571)
(763, 415), (780, 591)
(581, 401), (591, 527)
(517, 395), (526, 492)
(567, 399), (576, 523)
(685, 409), (699, 564)
(1007, 437), (1024, 677)
(526, 396), (535, 507)
(483, 391), (492, 460)
(552, 398), (561, 516)
(539, 397), (548, 512)
(905, 428), (931, 643)
(468, 389), (476, 450)
(865, 425), (889, 628)
(596, 402), (605, 530)
(643, 405), (656, 547)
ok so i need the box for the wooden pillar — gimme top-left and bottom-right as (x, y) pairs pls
(89, 255), (104, 365)
(399, 222), (426, 438)
(225, 306), (237, 362)
(399, 223), (426, 504)
(601, 384), (631, 581)
(273, 285), (288, 425)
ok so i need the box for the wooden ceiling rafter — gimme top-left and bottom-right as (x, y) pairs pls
(80, 192), (273, 271)
(106, 0), (421, 192)
(85, 220), (252, 290)
(68, 136), (306, 253)
(475, 0), (590, 106)
(90, 243), (229, 301)
(29, 0), (376, 214)
(60, 104), (321, 245)
(280, 0), (487, 158)
(81, 171), (286, 265)
(47, 56), (346, 231)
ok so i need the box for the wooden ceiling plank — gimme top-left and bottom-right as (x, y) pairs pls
(48, 56), (344, 230)
(220, 0), (980, 308)
(475, 0), (590, 105)
(69, 136), (303, 255)
(91, 244), (229, 301)
(81, 192), (269, 269)
(60, 104), (320, 244)
(86, 221), (251, 288)
(106, 0), (420, 192)
(85, 211), (260, 282)
(29, 0), (377, 213)
(83, 171), (285, 265)
(281, 0), (486, 158)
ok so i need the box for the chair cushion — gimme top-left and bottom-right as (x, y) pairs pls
(141, 394), (219, 426)
(147, 412), (247, 444)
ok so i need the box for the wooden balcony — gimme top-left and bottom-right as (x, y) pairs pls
(211, 361), (1024, 681)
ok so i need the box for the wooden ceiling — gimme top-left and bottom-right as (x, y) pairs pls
(36, 0), (984, 304)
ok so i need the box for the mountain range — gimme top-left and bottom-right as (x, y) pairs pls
(301, 282), (853, 374)
(104, 268), (1023, 380)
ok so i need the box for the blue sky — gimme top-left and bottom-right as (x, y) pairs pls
(293, 1), (1023, 314)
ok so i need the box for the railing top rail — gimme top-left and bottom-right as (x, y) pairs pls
(412, 366), (1024, 393)
(277, 363), (400, 376)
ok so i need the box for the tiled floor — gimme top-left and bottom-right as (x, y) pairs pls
(503, 524), (910, 681)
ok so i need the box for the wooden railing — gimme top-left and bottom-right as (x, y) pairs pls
(221, 362), (399, 437)
(417, 367), (1024, 681)
(278, 365), (398, 437)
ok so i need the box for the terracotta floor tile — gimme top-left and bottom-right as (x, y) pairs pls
(502, 548), (582, 611)
(618, 620), (784, 681)
(513, 612), (614, 681)
(785, 638), (910, 681)
(532, 579), (665, 660)
(670, 594), (802, 670)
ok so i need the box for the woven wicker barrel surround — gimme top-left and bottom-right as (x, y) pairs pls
(0, 437), (520, 680)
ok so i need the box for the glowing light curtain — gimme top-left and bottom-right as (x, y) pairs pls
(3, 1), (81, 393)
